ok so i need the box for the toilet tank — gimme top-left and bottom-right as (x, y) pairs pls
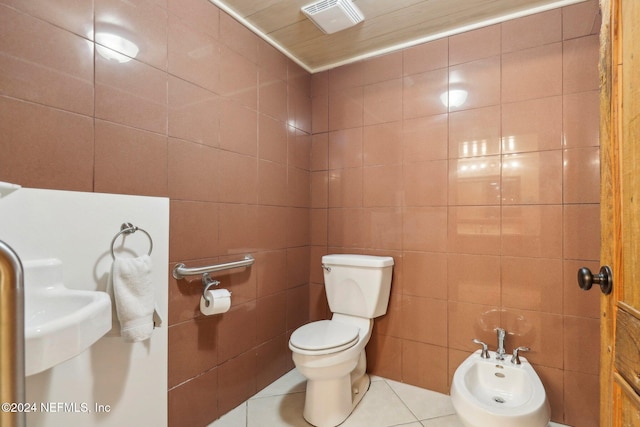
(322, 254), (394, 318)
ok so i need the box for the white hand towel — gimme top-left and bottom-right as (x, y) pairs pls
(112, 255), (159, 342)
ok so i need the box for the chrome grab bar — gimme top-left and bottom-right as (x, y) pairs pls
(172, 254), (254, 280)
(0, 240), (26, 427)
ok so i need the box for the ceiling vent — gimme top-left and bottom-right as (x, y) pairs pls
(301, 0), (364, 34)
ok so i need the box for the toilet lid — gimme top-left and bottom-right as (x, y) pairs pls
(290, 320), (359, 353)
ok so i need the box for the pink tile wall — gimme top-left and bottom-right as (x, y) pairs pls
(0, 0), (310, 425)
(311, 1), (602, 426)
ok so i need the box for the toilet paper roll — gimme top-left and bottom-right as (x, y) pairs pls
(200, 288), (231, 315)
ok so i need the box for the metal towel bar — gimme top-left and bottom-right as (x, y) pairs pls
(172, 255), (254, 280)
(110, 222), (153, 260)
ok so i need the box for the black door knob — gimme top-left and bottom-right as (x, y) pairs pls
(577, 266), (613, 295)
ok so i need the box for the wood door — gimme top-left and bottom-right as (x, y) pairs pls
(599, 0), (640, 424)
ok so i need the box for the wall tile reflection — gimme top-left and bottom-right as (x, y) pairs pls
(448, 56), (500, 111)
(448, 206), (501, 255)
(403, 68), (448, 118)
(501, 205), (563, 258)
(449, 156), (501, 206)
(502, 43), (562, 103)
(0, 4), (94, 115)
(403, 114), (448, 162)
(449, 106), (501, 158)
(95, 0), (168, 70)
(502, 96), (563, 153)
(501, 151), (563, 204)
(95, 48), (168, 133)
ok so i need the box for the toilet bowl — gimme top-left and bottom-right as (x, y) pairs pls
(451, 349), (550, 427)
(289, 254), (394, 427)
(290, 314), (372, 427)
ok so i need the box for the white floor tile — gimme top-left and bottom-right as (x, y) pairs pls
(252, 369), (306, 399)
(247, 392), (310, 427)
(420, 415), (465, 426)
(208, 371), (572, 427)
(385, 380), (455, 421)
(340, 380), (418, 427)
(207, 402), (246, 427)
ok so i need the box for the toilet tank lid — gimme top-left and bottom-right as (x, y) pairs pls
(322, 254), (394, 267)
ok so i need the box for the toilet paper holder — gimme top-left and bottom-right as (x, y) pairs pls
(202, 273), (222, 307)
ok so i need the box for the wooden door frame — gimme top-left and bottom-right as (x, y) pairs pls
(600, 0), (640, 424)
(599, 0), (616, 424)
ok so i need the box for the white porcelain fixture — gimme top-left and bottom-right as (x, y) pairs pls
(451, 349), (551, 427)
(0, 180), (21, 198)
(24, 258), (112, 376)
(289, 254), (394, 427)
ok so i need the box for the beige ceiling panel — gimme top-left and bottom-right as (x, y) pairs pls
(245, 2), (308, 34)
(343, 0), (428, 20)
(222, 0), (284, 18)
(279, 0), (550, 50)
(211, 0), (589, 71)
(247, 0), (425, 35)
(272, 0), (501, 61)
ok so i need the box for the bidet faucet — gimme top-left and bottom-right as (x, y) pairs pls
(511, 346), (530, 365)
(472, 339), (490, 359)
(495, 328), (506, 360)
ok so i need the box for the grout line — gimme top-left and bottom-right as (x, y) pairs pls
(381, 378), (422, 424)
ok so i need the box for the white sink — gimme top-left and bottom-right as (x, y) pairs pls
(23, 258), (112, 376)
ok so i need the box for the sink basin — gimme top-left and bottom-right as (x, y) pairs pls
(24, 258), (112, 376)
(463, 356), (532, 407)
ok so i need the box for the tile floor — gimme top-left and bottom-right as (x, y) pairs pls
(209, 369), (569, 427)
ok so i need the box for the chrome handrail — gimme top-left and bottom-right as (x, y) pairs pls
(172, 255), (254, 280)
(0, 240), (25, 427)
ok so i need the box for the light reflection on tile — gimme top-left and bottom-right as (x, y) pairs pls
(0, 4), (94, 115)
(501, 151), (563, 205)
(448, 156), (501, 206)
(95, 0), (168, 70)
(501, 96), (563, 153)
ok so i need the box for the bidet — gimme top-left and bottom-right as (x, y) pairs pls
(451, 348), (550, 427)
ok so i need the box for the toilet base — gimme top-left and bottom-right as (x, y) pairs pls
(350, 373), (370, 411)
(303, 373), (370, 427)
(292, 320), (375, 427)
(301, 350), (371, 427)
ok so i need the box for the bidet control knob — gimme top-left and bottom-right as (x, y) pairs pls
(472, 339), (490, 359)
(511, 346), (530, 365)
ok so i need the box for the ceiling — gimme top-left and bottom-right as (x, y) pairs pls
(211, 0), (587, 73)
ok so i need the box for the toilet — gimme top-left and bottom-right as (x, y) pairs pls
(450, 349), (550, 427)
(289, 254), (394, 427)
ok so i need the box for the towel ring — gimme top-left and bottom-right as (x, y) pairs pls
(110, 222), (153, 260)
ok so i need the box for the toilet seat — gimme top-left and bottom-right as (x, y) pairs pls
(290, 320), (359, 355)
